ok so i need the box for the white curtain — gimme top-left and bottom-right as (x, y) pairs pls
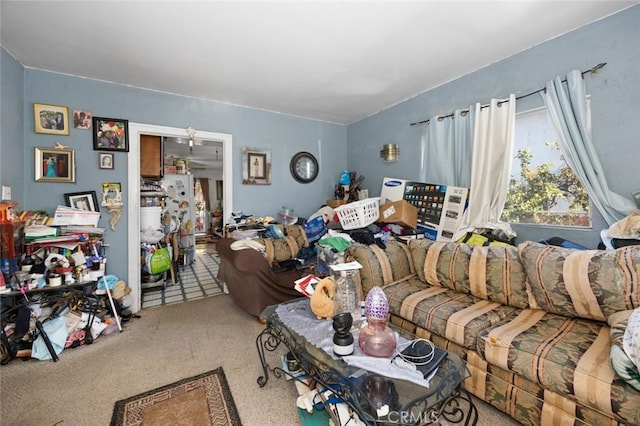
(542, 70), (635, 225)
(455, 94), (516, 239)
(419, 108), (474, 187)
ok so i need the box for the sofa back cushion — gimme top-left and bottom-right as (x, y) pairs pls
(346, 240), (416, 296)
(254, 225), (308, 264)
(518, 241), (640, 321)
(409, 239), (530, 309)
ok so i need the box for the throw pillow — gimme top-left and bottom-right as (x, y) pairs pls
(409, 239), (530, 309)
(518, 241), (640, 321)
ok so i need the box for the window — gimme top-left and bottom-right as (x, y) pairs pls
(501, 107), (591, 227)
(194, 179), (207, 234)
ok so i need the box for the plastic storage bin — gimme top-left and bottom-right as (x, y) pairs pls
(334, 198), (380, 230)
(140, 206), (162, 230)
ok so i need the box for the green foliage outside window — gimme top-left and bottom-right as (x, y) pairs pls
(502, 142), (590, 227)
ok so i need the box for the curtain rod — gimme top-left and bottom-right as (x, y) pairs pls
(409, 62), (607, 126)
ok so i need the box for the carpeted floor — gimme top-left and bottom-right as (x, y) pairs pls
(0, 294), (520, 425)
(142, 242), (225, 308)
(110, 367), (241, 426)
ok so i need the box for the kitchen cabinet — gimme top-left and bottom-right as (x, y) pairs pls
(140, 135), (163, 178)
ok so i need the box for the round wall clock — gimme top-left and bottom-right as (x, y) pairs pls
(290, 151), (319, 183)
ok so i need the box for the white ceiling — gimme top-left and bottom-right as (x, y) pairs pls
(1, 1), (636, 124)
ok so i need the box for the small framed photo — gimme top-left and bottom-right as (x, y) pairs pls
(34, 103), (70, 135)
(35, 147), (75, 183)
(242, 147), (271, 185)
(99, 152), (114, 169)
(73, 110), (92, 130)
(64, 191), (100, 212)
(93, 117), (129, 152)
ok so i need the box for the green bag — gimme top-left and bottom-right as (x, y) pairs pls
(147, 245), (172, 274)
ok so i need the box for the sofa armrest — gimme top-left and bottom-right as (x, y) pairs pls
(215, 238), (304, 316)
(216, 237), (271, 273)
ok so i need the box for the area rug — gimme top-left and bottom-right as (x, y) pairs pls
(110, 367), (241, 426)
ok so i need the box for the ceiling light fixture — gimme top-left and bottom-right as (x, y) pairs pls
(186, 127), (196, 153)
(380, 143), (399, 162)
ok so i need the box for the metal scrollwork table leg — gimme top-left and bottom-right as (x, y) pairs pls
(256, 322), (289, 387)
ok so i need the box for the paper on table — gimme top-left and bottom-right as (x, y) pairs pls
(329, 261), (362, 271)
(61, 225), (106, 235)
(294, 274), (319, 297)
(25, 225), (58, 238)
(51, 205), (100, 226)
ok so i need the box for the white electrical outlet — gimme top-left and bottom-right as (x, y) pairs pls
(1, 186), (11, 201)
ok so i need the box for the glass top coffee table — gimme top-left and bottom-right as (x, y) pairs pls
(256, 298), (478, 425)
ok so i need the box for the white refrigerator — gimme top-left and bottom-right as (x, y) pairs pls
(161, 174), (196, 264)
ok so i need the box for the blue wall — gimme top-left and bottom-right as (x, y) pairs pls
(2, 5), (639, 285)
(347, 5), (640, 248)
(0, 49), (25, 201)
(2, 60), (346, 280)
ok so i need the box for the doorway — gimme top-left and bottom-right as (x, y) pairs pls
(127, 123), (233, 313)
(162, 136), (224, 238)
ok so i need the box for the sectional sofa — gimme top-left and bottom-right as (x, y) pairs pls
(216, 224), (309, 316)
(347, 239), (640, 425)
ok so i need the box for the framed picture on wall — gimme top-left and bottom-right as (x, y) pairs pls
(73, 109), (92, 130)
(93, 117), (129, 152)
(99, 152), (114, 169)
(64, 191), (100, 212)
(34, 103), (70, 135)
(34, 147), (75, 182)
(242, 147), (271, 185)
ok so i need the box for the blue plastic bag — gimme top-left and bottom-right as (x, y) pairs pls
(304, 216), (327, 243)
(32, 316), (67, 361)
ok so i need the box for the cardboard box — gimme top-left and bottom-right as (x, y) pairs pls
(379, 200), (418, 229)
(326, 199), (347, 208)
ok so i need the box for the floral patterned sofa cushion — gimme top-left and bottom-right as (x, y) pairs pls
(254, 225), (308, 264)
(408, 239), (531, 309)
(347, 240), (415, 296)
(383, 278), (520, 349)
(478, 310), (640, 425)
(518, 241), (640, 321)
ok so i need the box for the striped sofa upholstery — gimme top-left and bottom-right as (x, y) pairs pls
(254, 225), (309, 264)
(346, 239), (640, 425)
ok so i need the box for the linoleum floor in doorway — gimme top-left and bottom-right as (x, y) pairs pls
(141, 242), (224, 308)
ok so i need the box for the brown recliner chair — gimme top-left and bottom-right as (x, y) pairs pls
(215, 225), (309, 317)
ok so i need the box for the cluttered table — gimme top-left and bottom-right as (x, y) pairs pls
(256, 298), (478, 426)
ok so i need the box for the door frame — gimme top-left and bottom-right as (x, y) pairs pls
(127, 123), (233, 312)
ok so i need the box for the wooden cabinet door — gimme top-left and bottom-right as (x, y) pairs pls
(140, 135), (162, 178)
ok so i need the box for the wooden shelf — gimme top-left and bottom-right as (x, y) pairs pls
(140, 191), (166, 197)
(0, 280), (97, 298)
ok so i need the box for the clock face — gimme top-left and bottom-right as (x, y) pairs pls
(290, 152), (319, 183)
